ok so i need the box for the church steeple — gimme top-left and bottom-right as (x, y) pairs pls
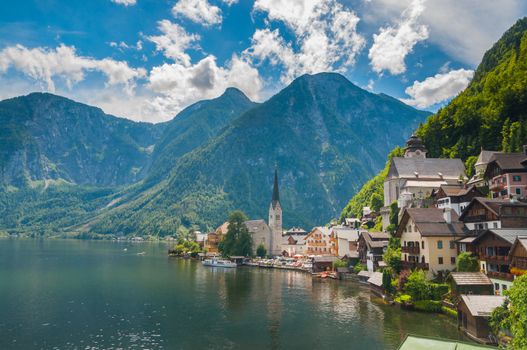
(268, 167), (283, 256)
(272, 168), (280, 207)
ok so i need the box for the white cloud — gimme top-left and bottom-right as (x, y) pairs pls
(401, 68), (474, 108)
(172, 0), (222, 26)
(111, 0), (136, 6)
(222, 0), (238, 5)
(248, 0), (364, 83)
(147, 20), (199, 66)
(0, 44), (146, 93)
(368, 0), (428, 75)
(364, 0), (527, 65)
(146, 54), (262, 119)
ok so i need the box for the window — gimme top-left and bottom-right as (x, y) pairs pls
(502, 284), (508, 291)
(421, 241), (425, 249)
(493, 222), (498, 228)
(437, 240), (443, 249)
(451, 257), (456, 264)
(449, 240), (455, 249)
(494, 283), (500, 291)
(513, 175), (522, 182)
(438, 257), (444, 265)
(516, 188), (521, 195)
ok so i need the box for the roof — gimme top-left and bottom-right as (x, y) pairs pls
(313, 256), (339, 263)
(215, 221), (230, 235)
(459, 197), (527, 220)
(398, 335), (497, 350)
(449, 272), (492, 286)
(367, 271), (383, 287)
(282, 234), (307, 245)
(510, 236), (527, 258)
(389, 157), (466, 179)
(460, 295), (506, 317)
(398, 208), (467, 237)
(487, 152), (527, 172)
(361, 231), (390, 249)
(285, 227), (307, 235)
(271, 168), (280, 207)
(475, 150), (502, 167)
(474, 229), (527, 245)
(438, 184), (481, 197)
(357, 270), (371, 278)
(456, 236), (478, 243)
(404, 180), (448, 188)
(331, 226), (360, 241)
(244, 220), (269, 233)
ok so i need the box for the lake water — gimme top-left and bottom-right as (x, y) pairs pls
(0, 240), (467, 349)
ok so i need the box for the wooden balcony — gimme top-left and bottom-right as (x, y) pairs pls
(487, 270), (515, 281)
(481, 255), (510, 264)
(402, 246), (420, 254)
(402, 261), (429, 270)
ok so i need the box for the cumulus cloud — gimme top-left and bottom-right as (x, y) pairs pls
(401, 68), (474, 108)
(111, 0), (136, 6)
(172, 0), (222, 26)
(146, 54), (262, 119)
(147, 20), (200, 66)
(368, 0), (428, 75)
(0, 44), (146, 93)
(248, 0), (365, 83)
(222, 0), (238, 5)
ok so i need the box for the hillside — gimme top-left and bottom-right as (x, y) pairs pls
(88, 72), (429, 235)
(340, 17), (527, 219)
(0, 93), (165, 187)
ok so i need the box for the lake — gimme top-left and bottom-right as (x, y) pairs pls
(0, 239), (466, 349)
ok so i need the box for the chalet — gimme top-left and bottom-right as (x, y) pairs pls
(433, 184), (482, 215)
(471, 228), (527, 295)
(305, 227), (336, 256)
(281, 234), (307, 257)
(395, 208), (467, 279)
(331, 226), (360, 260)
(448, 272), (493, 301)
(382, 134), (466, 229)
(459, 197), (527, 231)
(509, 236), (527, 276)
(468, 149), (503, 187)
(457, 295), (506, 344)
(204, 222), (229, 252)
(357, 231), (390, 272)
(484, 150), (527, 199)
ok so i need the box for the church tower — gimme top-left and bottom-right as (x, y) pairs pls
(268, 168), (283, 256)
(404, 134), (427, 159)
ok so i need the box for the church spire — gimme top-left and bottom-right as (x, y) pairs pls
(272, 167), (280, 205)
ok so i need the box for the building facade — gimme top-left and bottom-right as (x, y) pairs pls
(485, 151), (527, 199)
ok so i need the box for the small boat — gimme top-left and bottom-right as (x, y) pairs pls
(202, 259), (237, 268)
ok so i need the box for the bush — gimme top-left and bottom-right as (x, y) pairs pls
(429, 283), (449, 301)
(353, 263), (366, 273)
(414, 300), (442, 313)
(333, 259), (348, 269)
(442, 306), (458, 319)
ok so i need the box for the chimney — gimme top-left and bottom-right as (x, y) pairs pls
(523, 145), (527, 155)
(443, 208), (452, 223)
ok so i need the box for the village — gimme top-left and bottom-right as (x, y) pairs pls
(173, 134), (527, 348)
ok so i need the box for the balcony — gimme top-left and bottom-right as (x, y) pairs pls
(489, 182), (504, 191)
(481, 255), (510, 264)
(463, 215), (488, 223)
(402, 246), (420, 254)
(487, 270), (515, 281)
(402, 261), (429, 270)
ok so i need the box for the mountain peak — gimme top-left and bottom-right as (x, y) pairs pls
(219, 87), (252, 102)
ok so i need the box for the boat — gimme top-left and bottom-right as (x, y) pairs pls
(202, 259), (237, 268)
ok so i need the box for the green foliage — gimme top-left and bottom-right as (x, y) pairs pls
(489, 300), (511, 339)
(219, 211), (253, 257)
(456, 252), (480, 272)
(369, 193), (383, 212)
(464, 156), (478, 178)
(389, 201), (399, 228)
(505, 275), (527, 349)
(383, 246), (402, 274)
(382, 269), (394, 293)
(403, 270), (448, 301)
(413, 300), (442, 313)
(332, 259), (348, 269)
(340, 147), (404, 220)
(256, 243), (267, 258)
(353, 263), (366, 273)
(441, 306), (458, 319)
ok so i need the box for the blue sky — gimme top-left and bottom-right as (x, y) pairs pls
(0, 0), (526, 122)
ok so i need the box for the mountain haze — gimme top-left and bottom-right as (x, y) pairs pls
(88, 73), (429, 235)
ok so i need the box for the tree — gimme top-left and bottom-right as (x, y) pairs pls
(382, 269), (394, 294)
(256, 243), (267, 258)
(219, 211), (253, 257)
(370, 193), (383, 212)
(505, 275), (527, 349)
(404, 270), (430, 301)
(389, 201), (399, 227)
(383, 237), (402, 273)
(456, 252), (480, 272)
(464, 155), (478, 178)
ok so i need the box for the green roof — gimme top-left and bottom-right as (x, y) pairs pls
(398, 335), (496, 350)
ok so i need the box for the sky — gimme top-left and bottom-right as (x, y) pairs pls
(0, 0), (526, 123)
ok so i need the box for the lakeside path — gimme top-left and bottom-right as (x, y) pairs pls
(0, 239), (467, 349)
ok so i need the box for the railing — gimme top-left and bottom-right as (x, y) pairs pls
(489, 182), (504, 191)
(402, 261), (429, 270)
(481, 255), (509, 264)
(401, 246), (420, 254)
(462, 215), (489, 223)
(487, 271), (515, 281)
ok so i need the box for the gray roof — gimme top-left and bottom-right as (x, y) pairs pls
(244, 220), (269, 233)
(282, 234), (307, 245)
(460, 295), (506, 317)
(389, 157), (466, 179)
(357, 270), (372, 278)
(361, 231), (390, 248)
(482, 229), (527, 245)
(367, 271), (383, 287)
(450, 272), (492, 286)
(313, 256), (339, 263)
(399, 208), (467, 237)
(332, 226), (360, 241)
(475, 150), (502, 166)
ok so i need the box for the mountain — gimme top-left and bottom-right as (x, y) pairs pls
(144, 87), (258, 185)
(340, 17), (527, 220)
(0, 93), (165, 187)
(88, 72), (429, 235)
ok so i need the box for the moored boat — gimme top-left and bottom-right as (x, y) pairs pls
(202, 258), (237, 268)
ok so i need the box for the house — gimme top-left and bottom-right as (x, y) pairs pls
(448, 272), (493, 301)
(382, 134), (466, 229)
(471, 228), (527, 295)
(312, 256), (339, 272)
(343, 217), (361, 229)
(457, 295), (506, 344)
(433, 184), (483, 216)
(509, 236), (527, 276)
(484, 150), (527, 199)
(331, 226), (360, 260)
(395, 207), (468, 279)
(281, 234), (307, 257)
(284, 227), (307, 236)
(305, 227), (336, 256)
(397, 334), (496, 350)
(367, 271), (384, 296)
(204, 222), (229, 252)
(468, 149), (503, 187)
(357, 231), (390, 272)
(456, 235), (479, 255)
(194, 231), (208, 248)
(459, 197), (527, 231)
